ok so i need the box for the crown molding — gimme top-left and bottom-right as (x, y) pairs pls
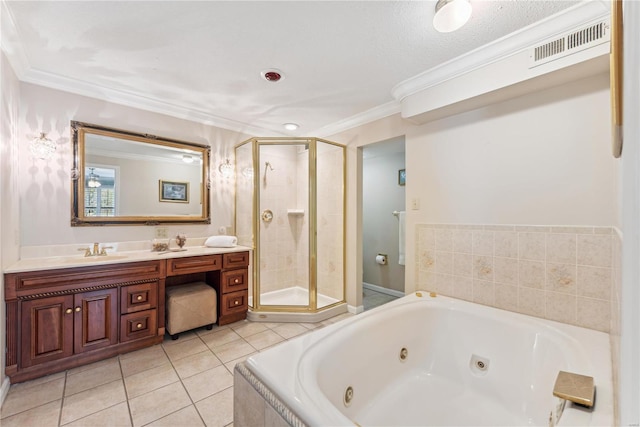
(311, 100), (401, 138)
(392, 0), (610, 102)
(1, 0), (29, 77)
(20, 68), (277, 137)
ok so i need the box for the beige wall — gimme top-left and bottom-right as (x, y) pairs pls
(18, 83), (251, 247)
(329, 72), (617, 309)
(1, 51), (21, 400)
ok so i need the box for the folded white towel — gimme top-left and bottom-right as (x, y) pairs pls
(398, 211), (406, 266)
(205, 235), (238, 248)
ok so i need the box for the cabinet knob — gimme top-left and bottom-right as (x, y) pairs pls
(136, 323), (143, 329)
(65, 308), (73, 314)
(75, 307), (81, 312)
(136, 295), (143, 301)
(234, 279), (239, 284)
(234, 300), (239, 305)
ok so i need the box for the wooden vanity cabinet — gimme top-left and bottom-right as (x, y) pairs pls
(5, 260), (164, 383)
(5, 250), (250, 383)
(20, 288), (118, 368)
(167, 252), (250, 326)
(213, 251), (250, 325)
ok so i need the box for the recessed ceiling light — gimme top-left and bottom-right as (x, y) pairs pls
(261, 69), (284, 82)
(283, 123), (299, 131)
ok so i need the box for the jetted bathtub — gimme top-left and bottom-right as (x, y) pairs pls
(241, 293), (613, 426)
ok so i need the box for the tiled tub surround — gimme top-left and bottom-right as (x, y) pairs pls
(415, 224), (615, 332)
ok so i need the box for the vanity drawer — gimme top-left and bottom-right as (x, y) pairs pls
(120, 309), (157, 342)
(223, 251), (249, 269)
(221, 290), (248, 315)
(221, 269), (248, 293)
(167, 255), (222, 276)
(121, 282), (157, 314)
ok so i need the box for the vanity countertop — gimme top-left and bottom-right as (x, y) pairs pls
(5, 245), (253, 274)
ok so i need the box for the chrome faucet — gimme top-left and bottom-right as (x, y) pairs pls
(77, 242), (113, 257)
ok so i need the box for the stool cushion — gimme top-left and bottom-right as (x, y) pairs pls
(166, 282), (217, 335)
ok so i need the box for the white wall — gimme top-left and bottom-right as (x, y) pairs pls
(18, 83), (251, 246)
(362, 150), (405, 292)
(619, 2), (640, 424)
(403, 73), (616, 292)
(1, 51), (21, 403)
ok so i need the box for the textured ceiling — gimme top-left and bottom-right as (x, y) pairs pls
(3, 1), (582, 136)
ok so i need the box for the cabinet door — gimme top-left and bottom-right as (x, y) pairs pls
(21, 295), (74, 368)
(74, 288), (118, 353)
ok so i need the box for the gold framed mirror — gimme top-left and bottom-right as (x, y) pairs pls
(71, 121), (211, 226)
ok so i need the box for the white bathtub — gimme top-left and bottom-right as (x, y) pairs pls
(244, 293), (613, 426)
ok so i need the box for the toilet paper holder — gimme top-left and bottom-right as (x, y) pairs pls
(376, 254), (388, 265)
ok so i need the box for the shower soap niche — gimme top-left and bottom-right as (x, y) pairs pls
(287, 209), (305, 216)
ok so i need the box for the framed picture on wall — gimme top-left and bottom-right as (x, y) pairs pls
(398, 169), (406, 186)
(159, 180), (189, 203)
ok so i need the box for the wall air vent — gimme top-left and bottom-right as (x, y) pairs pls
(529, 21), (609, 68)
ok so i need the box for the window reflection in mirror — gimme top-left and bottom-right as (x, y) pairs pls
(71, 121), (210, 226)
(84, 166), (117, 217)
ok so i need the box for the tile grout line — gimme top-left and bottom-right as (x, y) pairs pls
(118, 354), (135, 427)
(57, 372), (68, 427)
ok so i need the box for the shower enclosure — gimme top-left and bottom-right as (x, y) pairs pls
(235, 137), (346, 322)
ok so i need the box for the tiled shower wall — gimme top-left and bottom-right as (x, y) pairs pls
(415, 224), (615, 332)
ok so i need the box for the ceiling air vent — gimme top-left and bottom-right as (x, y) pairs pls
(529, 21), (609, 68)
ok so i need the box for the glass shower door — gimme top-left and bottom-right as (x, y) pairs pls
(257, 142), (310, 307)
(316, 140), (345, 308)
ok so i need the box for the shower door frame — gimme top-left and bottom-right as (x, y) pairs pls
(235, 137), (346, 313)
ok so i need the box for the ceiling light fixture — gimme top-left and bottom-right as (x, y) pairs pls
(261, 69), (283, 82)
(283, 123), (299, 131)
(218, 158), (234, 179)
(182, 154), (194, 163)
(29, 132), (56, 160)
(87, 167), (102, 188)
(433, 0), (472, 33)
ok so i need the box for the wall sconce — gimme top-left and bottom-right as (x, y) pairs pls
(218, 158), (234, 179)
(87, 167), (102, 188)
(29, 132), (56, 160)
(433, 0), (472, 33)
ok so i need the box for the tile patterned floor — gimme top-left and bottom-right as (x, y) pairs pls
(363, 287), (400, 311)
(0, 289), (396, 427)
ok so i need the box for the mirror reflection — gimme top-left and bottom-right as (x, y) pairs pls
(71, 121), (210, 226)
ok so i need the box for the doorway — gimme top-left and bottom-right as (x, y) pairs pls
(361, 136), (406, 310)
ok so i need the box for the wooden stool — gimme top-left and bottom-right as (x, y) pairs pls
(166, 281), (217, 340)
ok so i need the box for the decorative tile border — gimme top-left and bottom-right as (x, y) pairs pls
(415, 224), (614, 332)
(235, 362), (307, 427)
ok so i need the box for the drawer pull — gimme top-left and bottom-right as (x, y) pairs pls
(136, 295), (143, 301)
(234, 279), (239, 284)
(65, 308), (73, 314)
(75, 306), (81, 312)
(136, 323), (143, 329)
(234, 300), (239, 305)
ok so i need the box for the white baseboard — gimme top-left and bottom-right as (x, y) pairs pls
(348, 304), (364, 314)
(363, 282), (405, 298)
(0, 376), (10, 409)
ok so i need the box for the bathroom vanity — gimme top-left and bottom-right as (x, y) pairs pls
(4, 247), (250, 383)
